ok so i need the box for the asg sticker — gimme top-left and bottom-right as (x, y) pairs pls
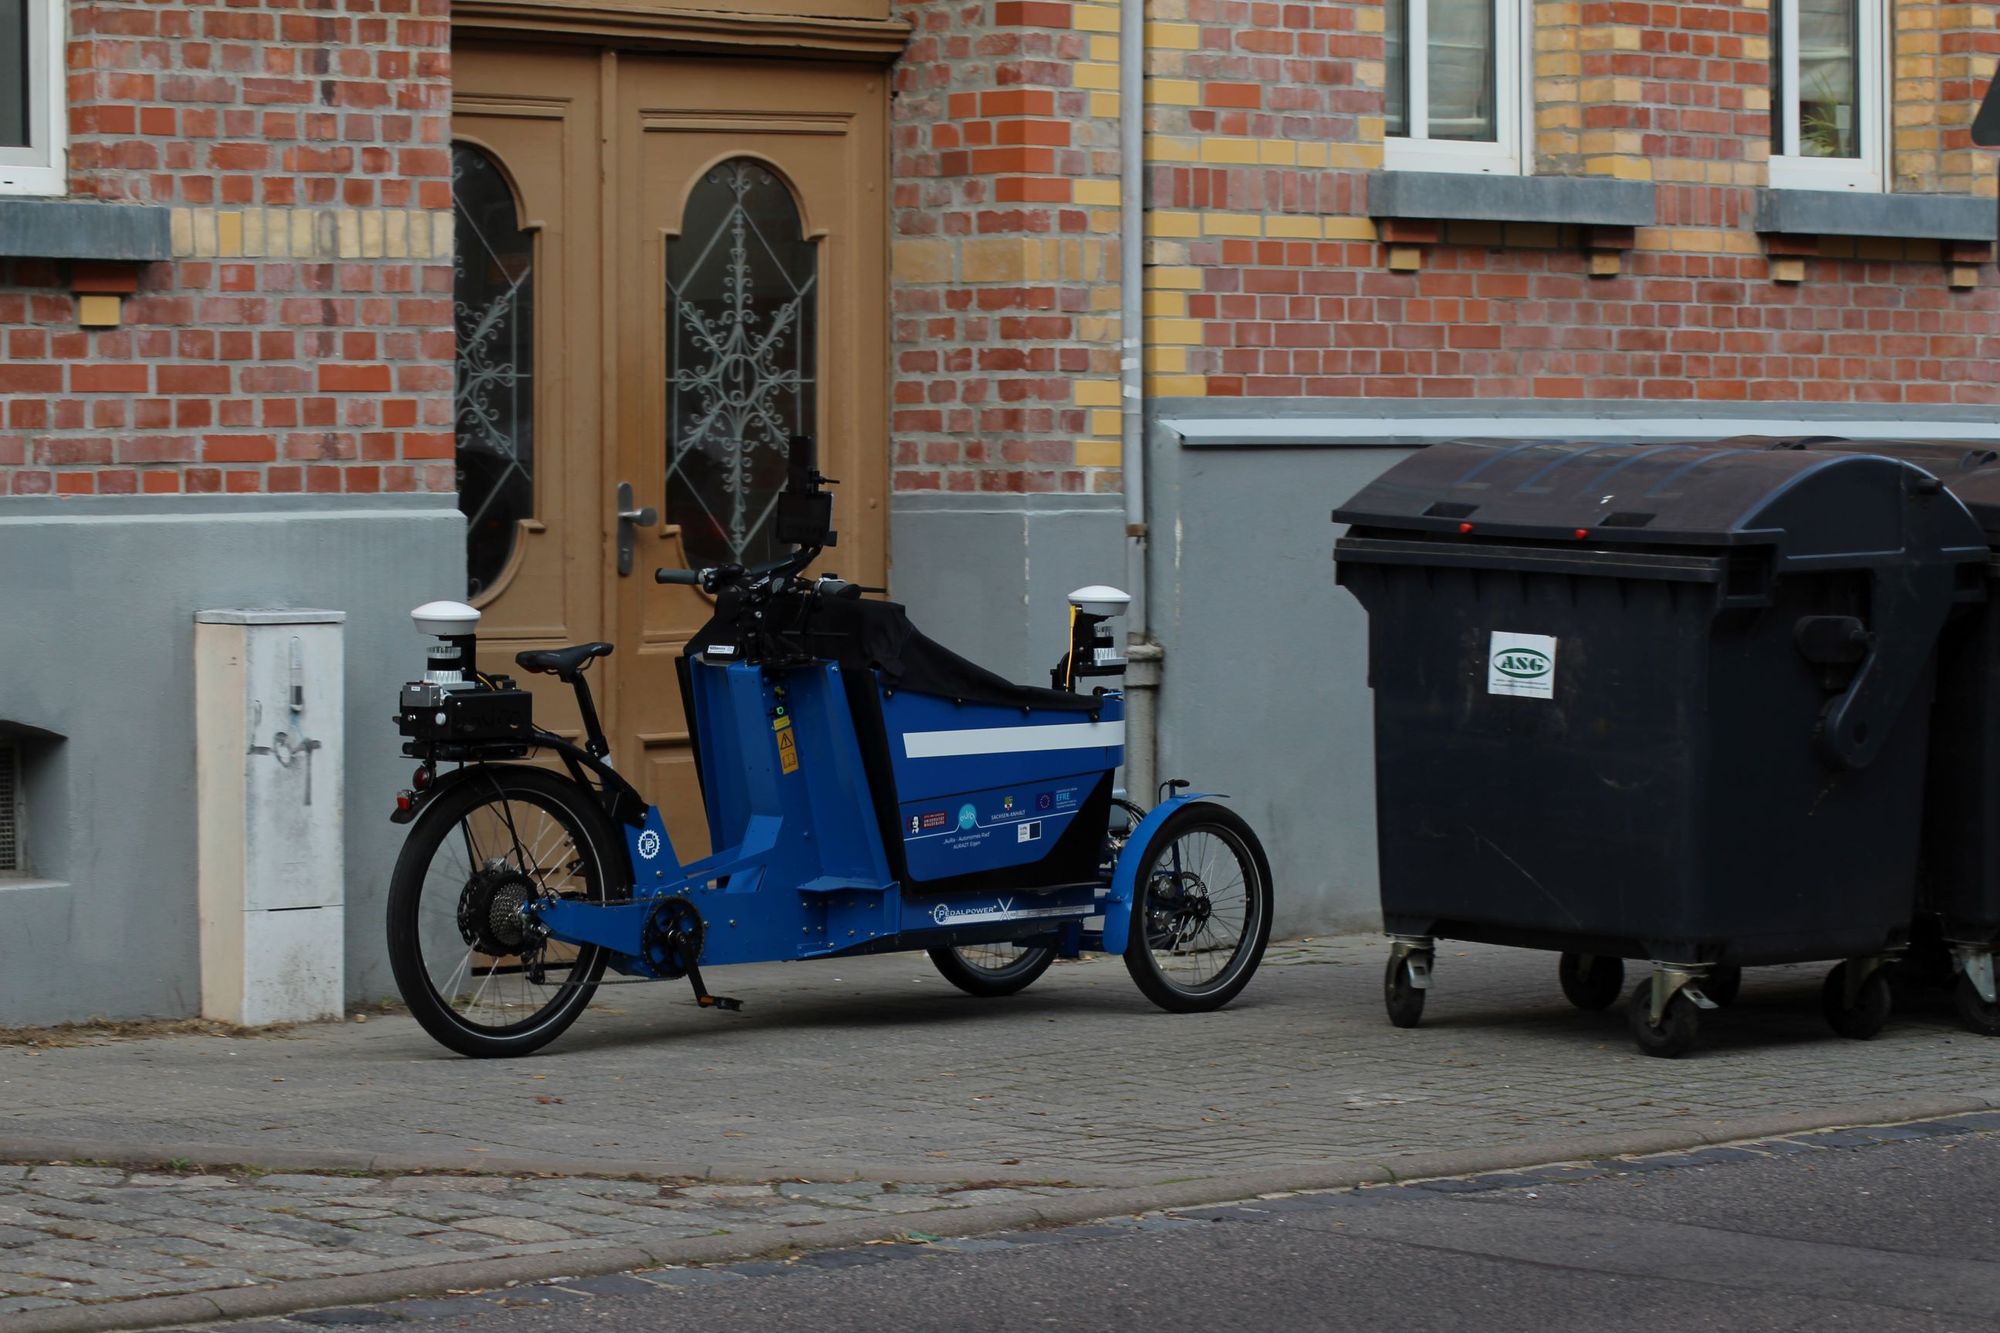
(1487, 631), (1557, 700)
(636, 829), (661, 860)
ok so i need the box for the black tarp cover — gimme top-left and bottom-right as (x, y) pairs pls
(685, 589), (1101, 713)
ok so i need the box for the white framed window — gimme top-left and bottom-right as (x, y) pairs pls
(1383, 0), (1525, 174)
(0, 0), (66, 196)
(1769, 0), (1886, 191)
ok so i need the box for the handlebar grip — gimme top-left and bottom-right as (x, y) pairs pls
(655, 567), (703, 585)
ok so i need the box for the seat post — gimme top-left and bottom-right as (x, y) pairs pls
(567, 672), (611, 759)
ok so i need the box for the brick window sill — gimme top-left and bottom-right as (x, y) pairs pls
(1753, 189), (1997, 244)
(0, 199), (174, 261)
(1366, 172), (1657, 228)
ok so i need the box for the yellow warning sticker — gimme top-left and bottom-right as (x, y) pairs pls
(773, 715), (800, 774)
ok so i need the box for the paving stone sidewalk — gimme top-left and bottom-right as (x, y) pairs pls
(1, 936), (1996, 1324)
(0, 1166), (1072, 1318)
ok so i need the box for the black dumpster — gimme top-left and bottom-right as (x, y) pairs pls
(1334, 439), (1989, 1056)
(1786, 444), (2000, 1036)
(1689, 435), (2000, 1035)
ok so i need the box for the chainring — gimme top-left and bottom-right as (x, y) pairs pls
(640, 896), (705, 980)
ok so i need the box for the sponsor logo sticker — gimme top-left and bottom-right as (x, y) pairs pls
(1487, 631), (1557, 700)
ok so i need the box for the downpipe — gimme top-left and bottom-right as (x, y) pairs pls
(1119, 0), (1161, 802)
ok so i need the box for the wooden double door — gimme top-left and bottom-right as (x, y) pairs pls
(450, 46), (888, 855)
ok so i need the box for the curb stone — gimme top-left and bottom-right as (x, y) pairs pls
(5, 1093), (1999, 1333)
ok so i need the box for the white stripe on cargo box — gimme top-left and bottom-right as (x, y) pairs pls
(902, 720), (1126, 760)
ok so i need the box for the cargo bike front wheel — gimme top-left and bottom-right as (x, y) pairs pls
(386, 766), (619, 1059)
(1123, 803), (1273, 1013)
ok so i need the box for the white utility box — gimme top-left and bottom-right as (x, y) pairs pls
(195, 609), (347, 1024)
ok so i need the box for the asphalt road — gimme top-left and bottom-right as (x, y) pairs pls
(242, 1123), (2000, 1333)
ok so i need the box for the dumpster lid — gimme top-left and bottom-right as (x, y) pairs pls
(1332, 439), (1987, 562)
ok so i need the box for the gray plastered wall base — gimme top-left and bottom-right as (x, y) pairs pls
(888, 491), (1127, 687)
(1141, 397), (2000, 940)
(0, 495), (461, 1024)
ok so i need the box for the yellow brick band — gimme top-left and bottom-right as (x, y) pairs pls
(169, 208), (451, 261)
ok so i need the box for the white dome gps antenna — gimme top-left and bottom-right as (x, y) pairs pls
(1053, 585), (1131, 691)
(411, 600), (482, 687)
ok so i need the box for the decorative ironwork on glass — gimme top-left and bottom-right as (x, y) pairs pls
(453, 143), (536, 599)
(665, 158), (818, 568)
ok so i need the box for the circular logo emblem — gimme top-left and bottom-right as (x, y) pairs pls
(931, 903), (949, 925)
(957, 804), (978, 831)
(1492, 648), (1552, 680)
(636, 829), (661, 860)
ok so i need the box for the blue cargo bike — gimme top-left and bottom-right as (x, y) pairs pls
(384, 442), (1273, 1057)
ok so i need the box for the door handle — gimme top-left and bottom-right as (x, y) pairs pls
(615, 481), (658, 577)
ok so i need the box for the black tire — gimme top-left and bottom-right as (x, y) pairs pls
(1558, 952), (1624, 1011)
(1822, 962), (1892, 1040)
(928, 944), (1056, 997)
(1627, 982), (1700, 1058)
(386, 765), (621, 1058)
(1699, 964), (1743, 1009)
(1385, 954), (1426, 1028)
(1952, 971), (2000, 1037)
(1122, 802), (1273, 1013)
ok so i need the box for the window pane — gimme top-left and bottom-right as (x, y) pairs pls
(1796, 0), (1861, 158)
(452, 143), (537, 600)
(0, 0), (28, 149)
(1428, 0), (1496, 141)
(665, 159), (818, 569)
(1384, 0), (1408, 136)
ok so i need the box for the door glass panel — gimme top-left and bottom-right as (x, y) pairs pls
(452, 142), (536, 599)
(664, 158), (818, 568)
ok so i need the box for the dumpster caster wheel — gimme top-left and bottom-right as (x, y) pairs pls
(1558, 953), (1625, 1011)
(1701, 965), (1743, 1009)
(1952, 973), (2000, 1037)
(1384, 955), (1426, 1029)
(1822, 963), (1892, 1040)
(1627, 984), (1699, 1059)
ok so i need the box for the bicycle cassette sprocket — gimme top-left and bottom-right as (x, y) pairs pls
(640, 896), (704, 980)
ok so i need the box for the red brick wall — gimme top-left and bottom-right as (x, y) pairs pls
(1136, 0), (2000, 409)
(889, 0), (1126, 495)
(0, 0), (454, 497)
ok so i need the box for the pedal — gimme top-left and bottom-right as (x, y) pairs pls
(685, 962), (741, 1012)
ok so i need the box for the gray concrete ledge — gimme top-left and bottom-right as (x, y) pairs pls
(1152, 397), (2000, 448)
(1367, 172), (1656, 227)
(4, 1094), (1995, 1333)
(1754, 188), (1998, 242)
(0, 199), (174, 261)
(890, 491), (1125, 513)
(0, 492), (459, 519)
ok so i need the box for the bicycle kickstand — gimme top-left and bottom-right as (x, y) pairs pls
(685, 962), (743, 1012)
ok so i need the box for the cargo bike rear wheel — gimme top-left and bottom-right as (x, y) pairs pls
(1123, 803), (1273, 1013)
(386, 766), (618, 1059)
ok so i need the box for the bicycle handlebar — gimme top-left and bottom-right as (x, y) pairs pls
(654, 567), (704, 586)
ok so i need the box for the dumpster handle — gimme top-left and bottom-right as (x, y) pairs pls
(1805, 566), (1956, 771)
